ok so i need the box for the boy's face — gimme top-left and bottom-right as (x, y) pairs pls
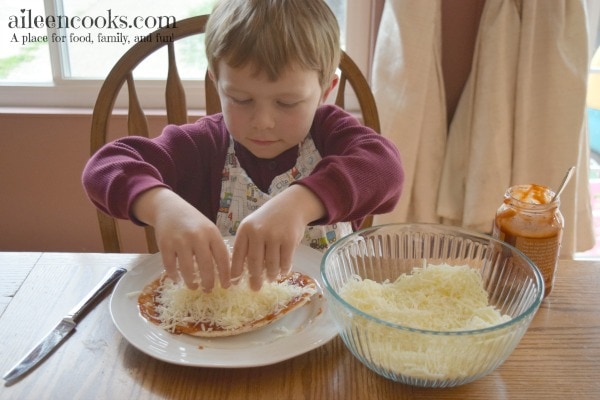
(214, 60), (336, 159)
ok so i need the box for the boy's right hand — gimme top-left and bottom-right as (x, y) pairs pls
(132, 187), (231, 292)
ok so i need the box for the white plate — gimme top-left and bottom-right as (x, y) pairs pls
(109, 244), (338, 367)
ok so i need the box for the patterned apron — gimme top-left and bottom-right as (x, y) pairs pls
(216, 135), (353, 251)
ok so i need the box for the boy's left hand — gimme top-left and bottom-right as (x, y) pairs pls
(230, 185), (326, 291)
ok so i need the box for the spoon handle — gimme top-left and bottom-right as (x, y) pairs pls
(552, 166), (575, 201)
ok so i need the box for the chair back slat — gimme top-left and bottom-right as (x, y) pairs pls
(339, 52), (380, 133)
(97, 210), (121, 253)
(124, 74), (159, 251)
(166, 43), (188, 125)
(144, 227), (159, 253)
(126, 73), (150, 137)
(335, 73), (347, 109)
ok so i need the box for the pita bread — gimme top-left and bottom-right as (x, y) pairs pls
(138, 272), (318, 337)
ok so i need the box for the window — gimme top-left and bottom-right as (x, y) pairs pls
(0, 0), (373, 109)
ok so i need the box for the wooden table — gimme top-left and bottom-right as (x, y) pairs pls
(0, 252), (598, 399)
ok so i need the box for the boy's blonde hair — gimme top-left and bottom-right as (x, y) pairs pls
(205, 0), (341, 90)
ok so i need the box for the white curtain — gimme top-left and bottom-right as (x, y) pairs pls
(372, 0), (594, 257)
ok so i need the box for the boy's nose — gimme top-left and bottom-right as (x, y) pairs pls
(251, 106), (275, 130)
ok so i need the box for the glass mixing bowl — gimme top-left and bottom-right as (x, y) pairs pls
(321, 223), (544, 387)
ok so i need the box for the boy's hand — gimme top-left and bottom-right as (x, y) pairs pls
(231, 185), (326, 291)
(132, 187), (231, 292)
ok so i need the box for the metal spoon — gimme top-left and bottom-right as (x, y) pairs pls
(551, 166), (576, 202)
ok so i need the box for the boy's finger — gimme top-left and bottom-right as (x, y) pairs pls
(194, 249), (215, 293)
(177, 250), (199, 290)
(211, 238), (231, 289)
(279, 242), (295, 277)
(230, 236), (249, 282)
(264, 243), (281, 281)
(249, 270), (265, 291)
(161, 251), (179, 282)
(245, 242), (265, 291)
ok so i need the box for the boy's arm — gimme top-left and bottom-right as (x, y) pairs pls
(296, 106), (404, 226)
(82, 118), (227, 224)
(82, 119), (231, 292)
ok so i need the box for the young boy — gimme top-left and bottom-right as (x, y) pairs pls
(82, 0), (404, 292)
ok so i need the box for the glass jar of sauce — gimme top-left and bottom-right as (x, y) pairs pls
(492, 184), (564, 299)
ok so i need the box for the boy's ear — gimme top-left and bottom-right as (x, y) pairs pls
(208, 69), (216, 82)
(321, 74), (339, 102)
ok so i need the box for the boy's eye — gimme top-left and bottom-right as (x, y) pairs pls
(277, 101), (299, 108)
(231, 96), (252, 105)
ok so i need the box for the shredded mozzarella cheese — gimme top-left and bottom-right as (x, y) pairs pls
(126, 290), (142, 299)
(340, 263), (510, 331)
(338, 263), (513, 381)
(154, 275), (316, 333)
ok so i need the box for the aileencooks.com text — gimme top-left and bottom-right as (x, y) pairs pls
(8, 9), (177, 30)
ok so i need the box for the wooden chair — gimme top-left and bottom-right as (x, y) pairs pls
(90, 14), (380, 253)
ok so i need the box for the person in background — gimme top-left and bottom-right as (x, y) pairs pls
(82, 0), (403, 292)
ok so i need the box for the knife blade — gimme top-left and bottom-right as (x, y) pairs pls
(3, 266), (127, 385)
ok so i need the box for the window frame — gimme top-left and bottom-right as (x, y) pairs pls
(0, 0), (378, 111)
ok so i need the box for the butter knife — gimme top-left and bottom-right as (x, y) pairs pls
(3, 266), (127, 385)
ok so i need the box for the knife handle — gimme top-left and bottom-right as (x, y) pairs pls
(65, 267), (127, 323)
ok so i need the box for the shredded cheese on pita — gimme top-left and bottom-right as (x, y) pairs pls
(141, 273), (317, 336)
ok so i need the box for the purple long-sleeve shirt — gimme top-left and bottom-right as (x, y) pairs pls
(82, 105), (404, 230)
